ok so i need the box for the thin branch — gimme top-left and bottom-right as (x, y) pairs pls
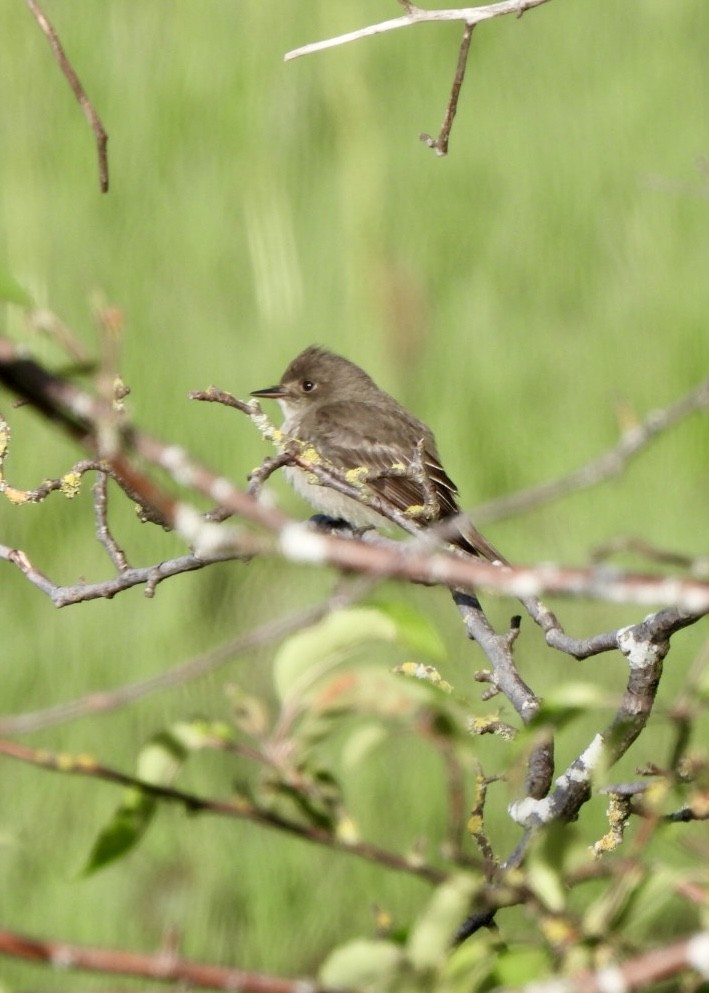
(0, 544), (221, 607)
(593, 535), (709, 577)
(420, 22), (476, 156)
(25, 0), (109, 193)
(473, 379), (709, 524)
(0, 739), (446, 884)
(92, 472), (130, 572)
(284, 0), (553, 62)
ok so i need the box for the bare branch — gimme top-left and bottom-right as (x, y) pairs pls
(284, 0), (553, 62)
(25, 0), (109, 193)
(420, 22), (476, 156)
(92, 472), (130, 572)
(0, 739), (447, 884)
(474, 378), (709, 524)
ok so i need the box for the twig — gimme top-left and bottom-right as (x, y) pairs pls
(0, 544), (222, 607)
(92, 472), (130, 572)
(473, 379), (709, 524)
(0, 739), (446, 884)
(420, 22), (476, 156)
(284, 0), (553, 62)
(25, 0), (109, 193)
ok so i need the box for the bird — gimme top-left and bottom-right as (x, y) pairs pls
(251, 346), (506, 563)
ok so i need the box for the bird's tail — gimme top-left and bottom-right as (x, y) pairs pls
(445, 514), (509, 565)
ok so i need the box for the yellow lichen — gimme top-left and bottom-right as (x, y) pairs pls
(467, 814), (483, 834)
(2, 486), (30, 506)
(299, 444), (323, 467)
(345, 466), (369, 485)
(60, 472), (82, 498)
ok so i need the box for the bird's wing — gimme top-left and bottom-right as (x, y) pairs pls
(300, 401), (508, 564)
(300, 400), (460, 519)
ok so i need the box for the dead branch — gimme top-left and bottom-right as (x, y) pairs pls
(420, 22), (476, 156)
(25, 0), (109, 192)
(284, 0), (553, 61)
(473, 378), (709, 524)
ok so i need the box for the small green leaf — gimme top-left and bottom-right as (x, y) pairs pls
(82, 792), (156, 875)
(368, 600), (446, 662)
(407, 874), (480, 970)
(82, 720), (212, 875)
(319, 938), (404, 991)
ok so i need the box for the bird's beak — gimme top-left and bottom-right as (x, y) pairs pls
(251, 384), (286, 399)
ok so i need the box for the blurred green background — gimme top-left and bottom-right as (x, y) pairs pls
(0, 0), (707, 987)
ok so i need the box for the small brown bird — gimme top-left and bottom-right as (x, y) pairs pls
(252, 346), (505, 563)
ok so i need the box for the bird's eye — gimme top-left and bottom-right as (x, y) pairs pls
(301, 380), (315, 393)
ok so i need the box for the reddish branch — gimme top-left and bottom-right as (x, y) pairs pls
(0, 926), (332, 993)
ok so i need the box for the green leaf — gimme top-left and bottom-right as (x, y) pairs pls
(0, 269), (32, 307)
(407, 874), (480, 970)
(319, 938), (404, 991)
(82, 791), (156, 876)
(82, 720), (214, 875)
(367, 599), (446, 662)
(273, 608), (400, 703)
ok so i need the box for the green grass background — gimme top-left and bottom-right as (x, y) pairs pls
(0, 0), (707, 987)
